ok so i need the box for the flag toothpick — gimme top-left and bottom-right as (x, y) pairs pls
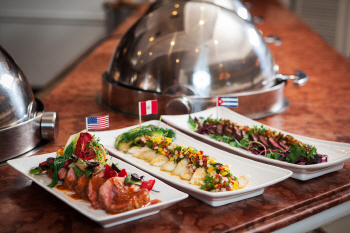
(86, 115), (109, 131)
(138, 100), (158, 128)
(217, 96), (239, 119)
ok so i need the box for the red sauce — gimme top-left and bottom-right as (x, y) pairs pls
(150, 199), (162, 205)
(56, 184), (67, 191)
(56, 185), (89, 202)
(68, 194), (90, 203)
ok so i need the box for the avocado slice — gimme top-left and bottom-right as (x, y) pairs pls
(149, 130), (164, 137)
(128, 126), (143, 133)
(116, 136), (143, 152)
(115, 134), (123, 148)
(116, 140), (133, 151)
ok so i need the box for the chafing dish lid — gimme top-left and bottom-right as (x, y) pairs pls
(0, 46), (37, 129)
(108, 1), (275, 97)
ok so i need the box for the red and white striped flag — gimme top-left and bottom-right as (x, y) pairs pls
(86, 114), (109, 131)
(139, 100), (158, 116)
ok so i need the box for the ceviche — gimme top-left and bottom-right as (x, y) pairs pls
(115, 125), (248, 192)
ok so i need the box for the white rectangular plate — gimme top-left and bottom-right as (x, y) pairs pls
(8, 153), (188, 228)
(162, 107), (350, 181)
(93, 121), (292, 207)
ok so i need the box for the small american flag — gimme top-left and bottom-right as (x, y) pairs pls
(86, 115), (109, 131)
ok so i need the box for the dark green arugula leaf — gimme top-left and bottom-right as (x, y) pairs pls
(48, 142), (74, 188)
(230, 141), (240, 148)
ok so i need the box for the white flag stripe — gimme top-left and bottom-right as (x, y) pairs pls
(146, 100), (152, 115)
(220, 103), (238, 107)
(220, 97), (238, 101)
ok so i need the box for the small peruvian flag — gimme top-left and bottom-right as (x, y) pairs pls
(139, 100), (158, 116)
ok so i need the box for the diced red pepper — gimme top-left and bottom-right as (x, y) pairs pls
(199, 150), (204, 155)
(62, 160), (71, 168)
(39, 161), (46, 167)
(140, 179), (155, 191)
(104, 164), (117, 178)
(117, 168), (127, 177)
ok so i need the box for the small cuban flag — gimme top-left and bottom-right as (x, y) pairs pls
(217, 97), (238, 107)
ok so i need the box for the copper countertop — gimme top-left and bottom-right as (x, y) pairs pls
(2, 0), (350, 232)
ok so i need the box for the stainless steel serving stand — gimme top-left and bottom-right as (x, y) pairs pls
(0, 99), (58, 165)
(98, 71), (291, 120)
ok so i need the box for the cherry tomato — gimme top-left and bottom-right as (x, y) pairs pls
(140, 179), (155, 191)
(75, 132), (95, 160)
(104, 164), (117, 178)
(117, 168), (127, 177)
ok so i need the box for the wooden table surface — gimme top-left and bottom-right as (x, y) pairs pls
(2, 0), (350, 232)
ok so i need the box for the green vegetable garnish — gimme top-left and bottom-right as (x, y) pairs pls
(85, 169), (93, 177)
(47, 142), (73, 188)
(29, 167), (42, 175)
(188, 116), (198, 131)
(73, 166), (83, 178)
(124, 175), (142, 186)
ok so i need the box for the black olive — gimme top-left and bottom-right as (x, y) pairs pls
(86, 166), (94, 173)
(71, 154), (78, 161)
(86, 161), (100, 168)
(131, 173), (142, 182)
(111, 163), (120, 173)
(46, 157), (55, 165)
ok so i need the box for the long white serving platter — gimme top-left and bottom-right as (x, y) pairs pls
(93, 121), (292, 207)
(8, 153), (188, 228)
(162, 107), (350, 180)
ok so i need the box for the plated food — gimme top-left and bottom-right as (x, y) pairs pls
(29, 130), (161, 215)
(93, 121), (292, 206)
(9, 153), (188, 227)
(162, 107), (350, 180)
(189, 116), (328, 165)
(115, 125), (249, 192)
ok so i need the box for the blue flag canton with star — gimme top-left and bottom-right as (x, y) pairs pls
(87, 117), (97, 124)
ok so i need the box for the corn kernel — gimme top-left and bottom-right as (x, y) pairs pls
(233, 181), (238, 190)
(221, 171), (228, 176)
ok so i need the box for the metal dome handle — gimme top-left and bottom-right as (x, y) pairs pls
(276, 70), (308, 86)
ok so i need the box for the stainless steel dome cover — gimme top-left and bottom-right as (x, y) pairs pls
(108, 1), (275, 97)
(147, 0), (252, 22)
(0, 45), (58, 163)
(0, 46), (37, 128)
